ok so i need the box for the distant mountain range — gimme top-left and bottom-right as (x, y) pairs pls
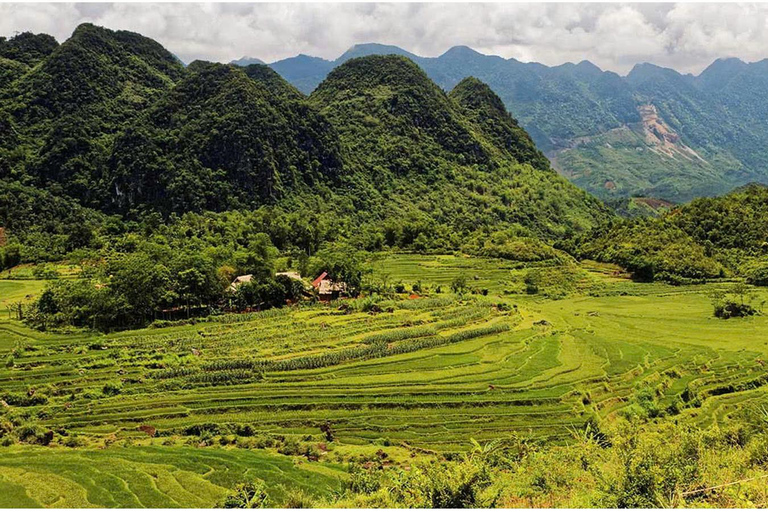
(233, 44), (768, 202)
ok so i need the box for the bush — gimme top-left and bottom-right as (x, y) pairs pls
(221, 481), (271, 508)
(451, 276), (468, 294)
(748, 265), (768, 287)
(714, 301), (757, 319)
(32, 264), (60, 280)
(102, 382), (122, 397)
(711, 284), (760, 319)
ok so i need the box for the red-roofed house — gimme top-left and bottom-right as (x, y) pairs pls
(312, 272), (328, 289)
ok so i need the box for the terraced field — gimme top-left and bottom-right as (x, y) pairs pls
(0, 446), (344, 508)
(1, 254), (767, 506)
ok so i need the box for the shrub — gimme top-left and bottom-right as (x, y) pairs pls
(451, 276), (468, 294)
(711, 284), (760, 319)
(102, 382), (122, 397)
(748, 265), (768, 287)
(221, 480), (271, 508)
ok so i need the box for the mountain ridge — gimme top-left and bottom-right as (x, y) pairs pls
(243, 43), (768, 201)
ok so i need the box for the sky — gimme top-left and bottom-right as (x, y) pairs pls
(2, 2), (768, 75)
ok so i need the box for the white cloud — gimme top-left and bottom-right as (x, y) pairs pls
(1, 3), (768, 74)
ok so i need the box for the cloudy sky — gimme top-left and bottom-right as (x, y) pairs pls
(2, 2), (767, 75)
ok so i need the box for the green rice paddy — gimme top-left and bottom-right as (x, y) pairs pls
(1, 254), (767, 507)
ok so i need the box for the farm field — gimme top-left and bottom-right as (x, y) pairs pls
(1, 253), (767, 507)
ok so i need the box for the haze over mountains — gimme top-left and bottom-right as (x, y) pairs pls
(234, 44), (768, 202)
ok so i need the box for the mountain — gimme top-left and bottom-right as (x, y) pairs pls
(264, 44), (768, 202)
(309, 55), (610, 239)
(336, 43), (419, 64)
(229, 56), (264, 66)
(0, 24), (609, 250)
(268, 54), (334, 95)
(0, 24), (185, 205)
(449, 77), (549, 171)
(0, 32), (58, 67)
(107, 61), (344, 213)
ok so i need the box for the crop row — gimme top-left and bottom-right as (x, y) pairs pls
(255, 323), (512, 372)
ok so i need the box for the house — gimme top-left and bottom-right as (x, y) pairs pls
(311, 272), (328, 289)
(312, 271), (347, 301)
(229, 274), (253, 293)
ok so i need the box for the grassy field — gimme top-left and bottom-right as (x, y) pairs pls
(1, 253), (767, 506)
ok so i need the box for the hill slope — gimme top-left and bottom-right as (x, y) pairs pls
(573, 183), (768, 282)
(0, 24), (184, 205)
(107, 61), (345, 213)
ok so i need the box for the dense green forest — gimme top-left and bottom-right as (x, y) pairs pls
(568, 184), (768, 283)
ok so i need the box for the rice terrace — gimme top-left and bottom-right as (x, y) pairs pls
(2, 254), (768, 507)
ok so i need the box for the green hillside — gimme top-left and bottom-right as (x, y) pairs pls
(107, 61), (345, 213)
(1, 27), (611, 267)
(263, 44), (768, 201)
(309, 55), (610, 241)
(573, 183), (768, 282)
(0, 24), (184, 206)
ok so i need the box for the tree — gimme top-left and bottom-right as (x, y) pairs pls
(108, 253), (171, 322)
(309, 242), (367, 293)
(748, 265), (768, 287)
(711, 283), (759, 319)
(171, 253), (222, 316)
(451, 275), (468, 294)
(235, 233), (277, 280)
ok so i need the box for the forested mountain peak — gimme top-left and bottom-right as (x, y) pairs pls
(439, 45), (486, 60)
(336, 43), (417, 63)
(698, 57), (748, 89)
(105, 59), (345, 213)
(66, 23), (184, 81)
(0, 31), (58, 67)
(316, 54), (431, 89)
(449, 77), (550, 170)
(625, 62), (691, 85)
(0, 23), (188, 206)
(310, 55), (490, 171)
(5, 22), (184, 121)
(241, 63), (304, 100)
(229, 56), (265, 66)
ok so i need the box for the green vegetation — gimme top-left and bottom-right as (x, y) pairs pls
(1, 27), (611, 301)
(1, 255), (768, 507)
(570, 184), (768, 283)
(2, 23), (768, 509)
(262, 44), (768, 201)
